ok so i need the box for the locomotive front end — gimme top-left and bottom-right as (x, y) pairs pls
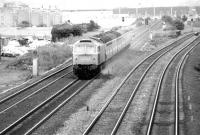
(72, 39), (101, 78)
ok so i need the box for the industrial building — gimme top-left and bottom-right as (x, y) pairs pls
(0, 2), (62, 27)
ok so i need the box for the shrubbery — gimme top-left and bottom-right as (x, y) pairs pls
(17, 21), (31, 28)
(51, 20), (100, 42)
(161, 15), (173, 24)
(51, 23), (74, 42)
(7, 43), (72, 71)
(38, 44), (72, 70)
(71, 25), (83, 36)
(173, 19), (184, 30)
(161, 15), (184, 31)
(134, 17), (144, 27)
(182, 15), (188, 22)
(18, 38), (29, 46)
(87, 20), (100, 31)
(37, 24), (47, 27)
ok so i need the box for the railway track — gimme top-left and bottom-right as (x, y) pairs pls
(0, 74), (99, 134)
(0, 75), (77, 134)
(0, 58), (72, 104)
(0, 21), (178, 135)
(82, 33), (196, 135)
(146, 34), (200, 135)
(0, 20), (159, 104)
(0, 23), (150, 135)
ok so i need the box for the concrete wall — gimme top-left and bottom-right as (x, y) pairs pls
(113, 6), (199, 17)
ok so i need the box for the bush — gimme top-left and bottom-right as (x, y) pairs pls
(51, 23), (73, 42)
(51, 20), (100, 42)
(161, 15), (185, 31)
(77, 23), (88, 33)
(161, 15), (173, 24)
(71, 25), (83, 36)
(182, 15), (188, 22)
(173, 19), (184, 30)
(17, 21), (31, 28)
(38, 44), (72, 70)
(37, 24), (47, 27)
(18, 38), (28, 46)
(134, 17), (144, 27)
(87, 20), (100, 31)
(6, 52), (33, 70)
(6, 43), (72, 71)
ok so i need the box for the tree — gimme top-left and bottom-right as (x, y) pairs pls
(18, 21), (31, 28)
(87, 20), (100, 31)
(161, 15), (173, 24)
(182, 15), (188, 22)
(173, 19), (184, 30)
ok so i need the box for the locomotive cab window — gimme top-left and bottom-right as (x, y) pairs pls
(73, 44), (97, 54)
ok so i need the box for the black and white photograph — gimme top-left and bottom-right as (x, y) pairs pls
(0, 0), (200, 134)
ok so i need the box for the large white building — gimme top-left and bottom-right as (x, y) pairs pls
(0, 2), (62, 27)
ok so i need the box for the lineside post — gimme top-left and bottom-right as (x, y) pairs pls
(32, 50), (39, 76)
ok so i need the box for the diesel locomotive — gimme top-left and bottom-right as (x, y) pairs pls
(72, 30), (133, 79)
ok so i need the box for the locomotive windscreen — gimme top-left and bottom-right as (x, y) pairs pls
(73, 43), (96, 54)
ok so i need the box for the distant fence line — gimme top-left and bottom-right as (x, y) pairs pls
(113, 6), (200, 16)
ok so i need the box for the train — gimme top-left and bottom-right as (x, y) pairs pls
(72, 30), (133, 79)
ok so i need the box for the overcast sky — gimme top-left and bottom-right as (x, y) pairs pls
(7, 0), (200, 10)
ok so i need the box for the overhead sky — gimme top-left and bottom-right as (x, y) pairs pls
(6, 0), (200, 10)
